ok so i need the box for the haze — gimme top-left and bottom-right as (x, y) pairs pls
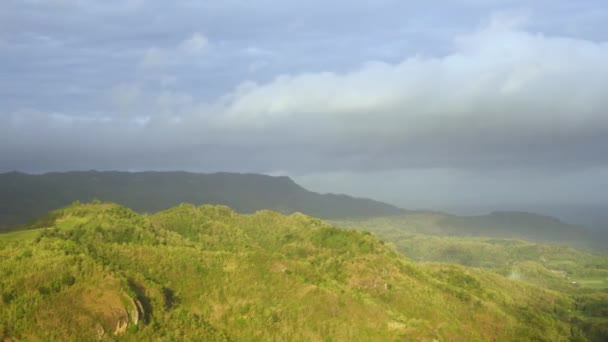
(2, 0), (608, 226)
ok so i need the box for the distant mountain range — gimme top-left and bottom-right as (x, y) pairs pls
(1, 171), (601, 247)
(0, 171), (403, 230)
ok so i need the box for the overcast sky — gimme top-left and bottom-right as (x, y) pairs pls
(2, 0), (608, 215)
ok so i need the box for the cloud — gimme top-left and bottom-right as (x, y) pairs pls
(3, 15), (608, 176)
(140, 47), (168, 68)
(213, 17), (608, 170)
(179, 32), (208, 55)
(108, 83), (143, 110)
(4, 2), (608, 213)
(139, 32), (209, 69)
(242, 46), (274, 57)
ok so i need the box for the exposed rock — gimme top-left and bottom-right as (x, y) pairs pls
(95, 323), (105, 340)
(109, 294), (145, 335)
(125, 294), (144, 326)
(111, 308), (129, 335)
(134, 299), (145, 325)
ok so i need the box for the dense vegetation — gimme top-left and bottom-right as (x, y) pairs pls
(332, 216), (608, 340)
(335, 226), (607, 287)
(2, 202), (606, 340)
(0, 171), (403, 231)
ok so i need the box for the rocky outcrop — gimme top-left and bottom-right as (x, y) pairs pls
(111, 307), (129, 335)
(110, 294), (145, 336)
(81, 285), (146, 337)
(126, 295), (144, 326)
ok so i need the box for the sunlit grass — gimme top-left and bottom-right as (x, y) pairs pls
(0, 228), (44, 242)
(0, 201), (606, 341)
(577, 278), (608, 289)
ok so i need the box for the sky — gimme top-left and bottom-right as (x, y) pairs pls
(1, 0), (608, 218)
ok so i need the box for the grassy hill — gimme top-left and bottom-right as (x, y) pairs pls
(0, 171), (403, 232)
(2, 202), (606, 340)
(332, 215), (608, 329)
(340, 228), (608, 289)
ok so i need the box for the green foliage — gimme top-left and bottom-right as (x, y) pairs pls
(332, 215), (608, 341)
(333, 216), (608, 291)
(0, 201), (605, 341)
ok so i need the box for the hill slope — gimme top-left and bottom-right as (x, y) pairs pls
(332, 210), (600, 247)
(2, 202), (604, 341)
(0, 171), (403, 231)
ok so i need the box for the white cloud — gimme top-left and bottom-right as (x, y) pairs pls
(140, 47), (168, 68)
(242, 46), (274, 57)
(4, 15), (608, 174)
(140, 33), (209, 70)
(179, 32), (208, 55)
(219, 15), (608, 153)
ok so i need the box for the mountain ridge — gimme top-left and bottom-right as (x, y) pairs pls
(1, 171), (598, 247)
(0, 170), (404, 231)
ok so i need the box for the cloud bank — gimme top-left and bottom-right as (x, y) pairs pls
(3, 16), (608, 175)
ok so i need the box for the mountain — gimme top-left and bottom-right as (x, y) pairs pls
(332, 210), (601, 248)
(1, 201), (606, 341)
(0, 171), (599, 247)
(0, 171), (403, 231)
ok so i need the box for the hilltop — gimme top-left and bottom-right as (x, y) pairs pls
(0, 171), (403, 231)
(1, 202), (606, 341)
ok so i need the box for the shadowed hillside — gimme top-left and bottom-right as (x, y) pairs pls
(332, 210), (601, 248)
(0, 171), (403, 231)
(2, 202), (606, 341)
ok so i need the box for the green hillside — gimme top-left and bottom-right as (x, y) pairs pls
(0, 171), (403, 232)
(332, 211), (601, 249)
(332, 214), (608, 291)
(1, 202), (607, 341)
